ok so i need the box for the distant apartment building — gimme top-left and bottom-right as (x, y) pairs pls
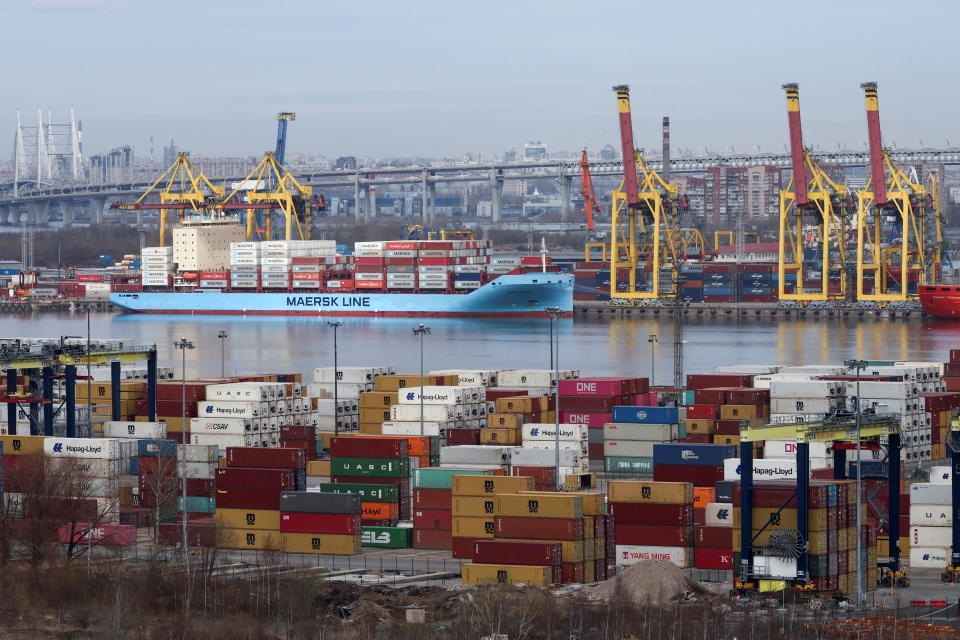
(335, 156), (358, 170)
(89, 146), (134, 183)
(191, 157), (259, 179)
(523, 141), (547, 161)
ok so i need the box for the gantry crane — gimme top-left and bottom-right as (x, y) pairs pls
(221, 152), (316, 241)
(111, 153), (226, 247)
(275, 112), (295, 166)
(610, 85), (686, 299)
(579, 150), (608, 261)
(778, 84), (854, 303)
(856, 82), (941, 302)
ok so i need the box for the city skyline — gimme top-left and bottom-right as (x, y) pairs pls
(5, 1), (959, 161)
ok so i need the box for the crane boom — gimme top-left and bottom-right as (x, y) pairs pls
(613, 85), (641, 208)
(861, 83), (887, 206)
(275, 112), (295, 166)
(782, 83), (809, 206)
(579, 150), (602, 231)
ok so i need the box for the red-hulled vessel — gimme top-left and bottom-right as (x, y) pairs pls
(919, 285), (960, 318)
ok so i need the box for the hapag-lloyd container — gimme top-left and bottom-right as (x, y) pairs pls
(652, 443), (738, 466)
(44, 438), (125, 459)
(703, 502), (734, 526)
(520, 423), (588, 441)
(198, 401), (267, 418)
(722, 458), (799, 481)
(611, 406), (679, 424)
(616, 544), (691, 567)
(910, 546), (949, 568)
(910, 483), (952, 505)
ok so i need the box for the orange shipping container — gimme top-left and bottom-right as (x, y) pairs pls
(693, 487), (715, 506)
(361, 502), (399, 520)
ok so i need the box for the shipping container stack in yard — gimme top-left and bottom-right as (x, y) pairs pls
(608, 480), (695, 568)
(412, 467), (498, 550)
(450, 474), (534, 558)
(558, 377), (651, 462)
(330, 435), (412, 525)
(604, 404), (680, 475)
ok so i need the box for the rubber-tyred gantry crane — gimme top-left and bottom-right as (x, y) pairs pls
(610, 85), (685, 299)
(778, 83), (854, 302)
(856, 82), (941, 301)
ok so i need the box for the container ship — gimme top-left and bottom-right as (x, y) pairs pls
(109, 226), (572, 317)
(919, 285), (960, 319)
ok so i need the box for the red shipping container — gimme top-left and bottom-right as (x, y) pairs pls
(715, 419), (746, 436)
(686, 404), (719, 419)
(354, 257), (385, 266)
(495, 516), (582, 540)
(695, 525), (732, 548)
(588, 443), (603, 460)
(225, 447), (304, 470)
(417, 257), (453, 266)
(686, 374), (753, 390)
(693, 508), (705, 525)
(694, 547), (733, 570)
(330, 437), (408, 458)
(279, 512), (360, 534)
(413, 508), (452, 530)
(137, 456), (177, 474)
(680, 434), (713, 444)
(452, 536), (477, 559)
(280, 425), (315, 439)
(560, 562), (584, 583)
(951, 349), (960, 364)
(445, 428), (480, 446)
(732, 483), (829, 509)
(510, 466), (556, 491)
(77, 274), (103, 282)
(654, 464), (723, 485)
(473, 540), (561, 566)
(608, 502), (692, 525)
(412, 528), (452, 549)
(558, 378), (628, 397)
(559, 411), (612, 429)
(486, 388), (529, 401)
(216, 467), (296, 491)
(945, 377), (960, 392)
(58, 523), (136, 546)
(726, 389), (769, 405)
(616, 524), (692, 546)
(158, 522), (217, 547)
(413, 488), (452, 509)
(180, 478), (216, 496)
(558, 395), (620, 412)
(215, 488), (281, 510)
(693, 388), (730, 404)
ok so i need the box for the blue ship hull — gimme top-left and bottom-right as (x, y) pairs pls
(111, 272), (573, 317)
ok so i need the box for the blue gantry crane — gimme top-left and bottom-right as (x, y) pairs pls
(275, 112), (295, 166)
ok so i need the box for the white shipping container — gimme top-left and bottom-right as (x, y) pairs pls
(206, 382), (279, 401)
(508, 447), (585, 469)
(57, 457), (124, 478)
(178, 444), (219, 463)
(391, 404), (460, 421)
(910, 546), (950, 568)
(704, 502), (734, 526)
(616, 545), (691, 568)
(850, 381), (917, 399)
(103, 421), (166, 439)
(521, 423), (588, 441)
(602, 423), (679, 442)
(201, 401), (269, 418)
(309, 382), (372, 398)
(753, 556), (798, 579)
(439, 445), (512, 465)
(911, 526), (952, 547)
(909, 504), (951, 526)
(523, 440), (587, 453)
(380, 421), (447, 437)
(189, 417), (254, 434)
(188, 433), (259, 449)
(44, 438), (122, 459)
(313, 367), (377, 384)
(910, 483), (952, 505)
(770, 397), (844, 414)
(930, 466), (952, 484)
(723, 458), (799, 481)
(603, 440), (655, 458)
(396, 386), (466, 405)
(428, 369), (497, 386)
(498, 369), (577, 388)
(769, 379), (844, 398)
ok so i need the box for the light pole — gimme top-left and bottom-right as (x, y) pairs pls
(217, 330), (228, 377)
(845, 358), (867, 607)
(412, 324), (431, 436)
(175, 336), (195, 552)
(648, 334), (658, 386)
(546, 307), (563, 489)
(327, 321), (342, 436)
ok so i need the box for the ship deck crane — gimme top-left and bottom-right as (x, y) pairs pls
(579, 149), (608, 261)
(111, 153), (225, 247)
(610, 85), (685, 299)
(221, 152), (315, 241)
(856, 82), (941, 302)
(778, 84), (853, 303)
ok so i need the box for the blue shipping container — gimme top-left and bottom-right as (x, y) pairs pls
(137, 439), (178, 458)
(652, 443), (738, 466)
(611, 406), (678, 424)
(703, 287), (732, 296)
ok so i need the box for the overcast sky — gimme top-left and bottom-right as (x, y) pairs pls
(7, 0), (958, 160)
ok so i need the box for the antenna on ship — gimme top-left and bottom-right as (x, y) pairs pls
(540, 237), (548, 273)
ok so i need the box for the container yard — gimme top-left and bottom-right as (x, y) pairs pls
(2, 336), (960, 605)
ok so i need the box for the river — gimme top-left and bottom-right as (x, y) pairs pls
(1, 312), (958, 380)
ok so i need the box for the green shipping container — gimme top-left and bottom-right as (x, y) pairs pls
(680, 390), (695, 406)
(177, 496), (216, 514)
(318, 482), (399, 503)
(604, 456), (654, 474)
(331, 457), (410, 478)
(413, 467), (495, 489)
(866, 360), (895, 367)
(361, 526), (411, 548)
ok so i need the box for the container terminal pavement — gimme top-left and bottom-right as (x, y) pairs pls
(1, 344), (959, 593)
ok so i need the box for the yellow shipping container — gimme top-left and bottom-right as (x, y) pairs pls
(582, 517), (595, 540)
(479, 428), (519, 445)
(520, 490), (603, 516)
(0, 434), (46, 455)
(306, 460), (331, 477)
(713, 435), (738, 445)
(282, 533), (361, 555)
(584, 561), (596, 583)
(496, 494), (582, 519)
(933, 443), (946, 460)
(374, 374), (458, 392)
(359, 392), (398, 408)
(359, 408), (391, 424)
(684, 419), (715, 434)
(594, 537), (605, 559)
(494, 396), (537, 413)
(218, 528), (284, 550)
(462, 563), (553, 587)
(358, 422), (383, 434)
(452, 496), (497, 517)
(318, 433), (336, 451)
(452, 516), (495, 538)
(606, 481), (693, 505)
(452, 475), (534, 496)
(563, 473), (596, 492)
(732, 507), (830, 532)
(486, 413), (524, 428)
(719, 405), (761, 420)
(215, 508), (281, 531)
(75, 381), (146, 400)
